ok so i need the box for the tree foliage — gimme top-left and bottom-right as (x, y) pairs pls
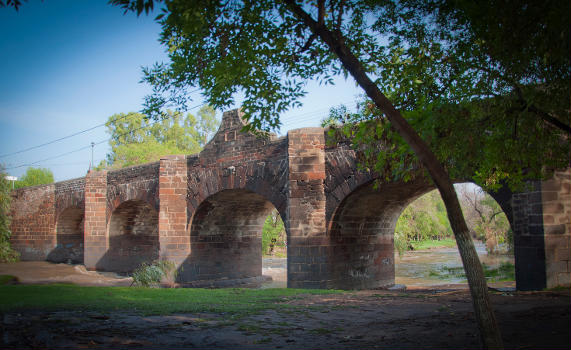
(262, 209), (286, 256)
(98, 106), (218, 169)
(14, 167), (54, 189)
(324, 0), (569, 191)
(0, 166), (19, 262)
(395, 186), (511, 256)
(395, 190), (453, 255)
(457, 184), (512, 254)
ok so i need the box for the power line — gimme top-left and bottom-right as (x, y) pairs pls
(5, 103), (208, 171)
(0, 88), (202, 159)
(5, 99), (361, 171)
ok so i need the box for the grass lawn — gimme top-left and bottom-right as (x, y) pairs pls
(410, 238), (457, 250)
(0, 282), (341, 315)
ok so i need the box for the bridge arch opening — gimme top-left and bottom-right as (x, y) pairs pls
(327, 180), (431, 289)
(48, 207), (84, 264)
(184, 189), (286, 285)
(394, 183), (515, 287)
(104, 199), (159, 273)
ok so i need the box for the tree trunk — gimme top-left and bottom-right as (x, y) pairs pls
(285, 2), (504, 349)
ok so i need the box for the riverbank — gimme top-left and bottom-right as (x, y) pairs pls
(0, 285), (568, 349)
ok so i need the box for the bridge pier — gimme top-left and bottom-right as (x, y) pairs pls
(512, 169), (570, 290)
(286, 128), (330, 288)
(84, 170), (107, 270)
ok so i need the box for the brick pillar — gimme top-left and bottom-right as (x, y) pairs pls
(84, 170), (107, 270)
(512, 181), (547, 290)
(158, 155), (189, 267)
(286, 128), (329, 289)
(541, 169), (570, 288)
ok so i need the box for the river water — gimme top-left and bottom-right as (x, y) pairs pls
(262, 241), (514, 288)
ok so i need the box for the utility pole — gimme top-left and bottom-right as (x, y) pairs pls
(91, 142), (95, 170)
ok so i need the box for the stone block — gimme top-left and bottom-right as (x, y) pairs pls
(544, 224), (567, 235)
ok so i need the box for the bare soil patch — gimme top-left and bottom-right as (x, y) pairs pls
(1, 288), (568, 349)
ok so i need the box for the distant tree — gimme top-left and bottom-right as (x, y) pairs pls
(0, 166), (19, 262)
(98, 106), (218, 169)
(457, 184), (511, 254)
(262, 209), (286, 256)
(14, 167), (54, 189)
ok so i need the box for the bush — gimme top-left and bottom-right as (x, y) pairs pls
(131, 260), (178, 288)
(0, 168), (19, 263)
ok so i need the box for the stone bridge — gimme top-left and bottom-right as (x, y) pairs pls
(9, 109), (570, 290)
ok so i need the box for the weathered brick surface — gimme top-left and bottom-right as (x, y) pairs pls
(10, 184), (55, 260)
(84, 170), (107, 270)
(158, 155), (189, 267)
(181, 109), (288, 283)
(542, 169), (571, 288)
(100, 199), (159, 272)
(9, 108), (570, 290)
(286, 128), (328, 288)
(324, 144), (433, 288)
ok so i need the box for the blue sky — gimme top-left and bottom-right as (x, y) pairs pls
(0, 1), (363, 182)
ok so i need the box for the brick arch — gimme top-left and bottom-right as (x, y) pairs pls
(98, 199), (159, 273)
(107, 187), (159, 222)
(179, 188), (277, 282)
(326, 178), (432, 289)
(187, 167), (287, 226)
(47, 206), (84, 264)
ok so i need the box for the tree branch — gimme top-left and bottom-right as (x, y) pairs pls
(317, 0), (325, 26)
(527, 104), (571, 135)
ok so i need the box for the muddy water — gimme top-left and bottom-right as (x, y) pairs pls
(262, 241), (514, 288)
(1, 242), (512, 289)
(395, 241), (514, 287)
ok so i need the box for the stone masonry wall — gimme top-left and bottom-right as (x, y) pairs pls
(10, 184), (55, 260)
(541, 169), (571, 287)
(511, 181), (547, 290)
(286, 128), (329, 289)
(158, 155), (189, 267)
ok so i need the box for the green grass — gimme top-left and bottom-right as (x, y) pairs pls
(411, 238), (457, 250)
(426, 262), (515, 282)
(482, 262), (515, 282)
(0, 284), (341, 315)
(0, 275), (18, 285)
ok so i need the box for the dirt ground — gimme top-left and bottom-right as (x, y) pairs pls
(1, 262), (569, 349)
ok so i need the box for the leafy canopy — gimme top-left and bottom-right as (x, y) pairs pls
(324, 0), (569, 190)
(112, 0), (381, 131)
(14, 167), (54, 189)
(98, 106), (218, 169)
(114, 0), (569, 191)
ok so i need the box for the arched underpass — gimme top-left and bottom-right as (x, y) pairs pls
(327, 180), (432, 289)
(99, 200), (159, 273)
(48, 207), (84, 264)
(179, 189), (283, 284)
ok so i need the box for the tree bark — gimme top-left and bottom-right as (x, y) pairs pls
(284, 1), (504, 349)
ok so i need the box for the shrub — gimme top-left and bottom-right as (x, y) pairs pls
(131, 260), (178, 288)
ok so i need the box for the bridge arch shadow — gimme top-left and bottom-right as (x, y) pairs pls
(47, 206), (85, 264)
(96, 199), (159, 273)
(178, 188), (286, 285)
(327, 179), (432, 289)
(327, 177), (514, 289)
